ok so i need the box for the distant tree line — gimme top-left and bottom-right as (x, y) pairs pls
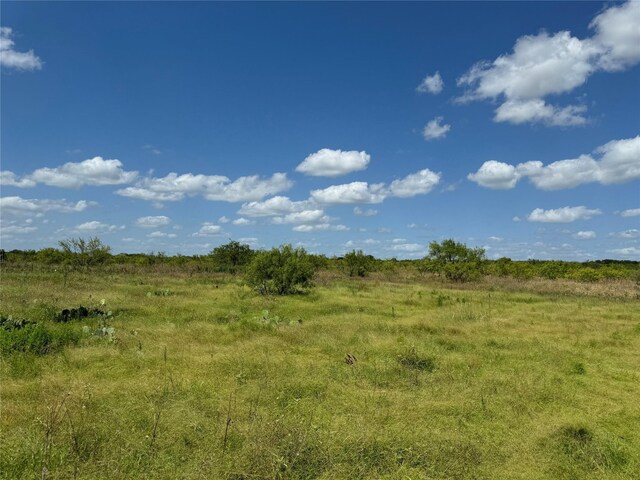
(1, 237), (638, 289)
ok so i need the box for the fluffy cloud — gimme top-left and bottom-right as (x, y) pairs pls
(468, 136), (640, 190)
(422, 117), (451, 140)
(0, 171), (36, 188)
(388, 169), (440, 197)
(238, 196), (311, 217)
(467, 160), (520, 189)
(75, 221), (124, 233)
(590, 0), (640, 71)
(311, 182), (387, 205)
(3, 157), (138, 189)
(494, 99), (586, 126)
(232, 218), (254, 226)
(135, 216), (170, 228)
(292, 223), (349, 232)
(0, 196), (95, 216)
(0, 27), (42, 70)
(117, 172), (291, 203)
(193, 223), (223, 237)
(272, 210), (327, 225)
(573, 231), (596, 239)
(527, 206), (602, 223)
(457, 1), (640, 126)
(620, 208), (640, 217)
(416, 71), (444, 94)
(311, 168), (440, 205)
(296, 149), (370, 177)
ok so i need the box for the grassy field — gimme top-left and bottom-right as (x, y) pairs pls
(1, 268), (639, 479)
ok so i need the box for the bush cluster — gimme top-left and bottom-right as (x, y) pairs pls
(0, 316), (80, 355)
(245, 244), (316, 295)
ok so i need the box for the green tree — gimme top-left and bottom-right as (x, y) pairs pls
(209, 240), (254, 273)
(58, 237), (111, 267)
(245, 244), (315, 295)
(427, 239), (486, 282)
(343, 250), (373, 277)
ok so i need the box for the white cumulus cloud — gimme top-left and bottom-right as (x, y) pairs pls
(620, 208), (640, 217)
(457, 1), (640, 126)
(0, 196), (96, 216)
(388, 169), (440, 197)
(0, 27), (42, 70)
(272, 210), (327, 225)
(467, 160), (520, 189)
(416, 71), (444, 94)
(117, 172), (291, 204)
(422, 117), (451, 140)
(135, 216), (170, 228)
(468, 135), (640, 190)
(238, 196), (311, 217)
(0, 171), (36, 188)
(75, 221), (124, 233)
(232, 218), (254, 226)
(311, 181), (387, 205)
(573, 230), (596, 239)
(4, 157), (138, 189)
(311, 168), (441, 205)
(193, 223), (223, 237)
(292, 223), (349, 232)
(296, 149), (370, 177)
(527, 206), (602, 223)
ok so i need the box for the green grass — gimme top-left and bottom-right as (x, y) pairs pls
(1, 268), (639, 479)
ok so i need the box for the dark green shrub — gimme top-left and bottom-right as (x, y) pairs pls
(0, 316), (80, 355)
(245, 244), (315, 295)
(209, 240), (254, 273)
(344, 250), (373, 277)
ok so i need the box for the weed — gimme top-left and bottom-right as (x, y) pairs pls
(1, 316), (80, 355)
(397, 346), (436, 372)
(551, 425), (629, 473)
(571, 362), (586, 375)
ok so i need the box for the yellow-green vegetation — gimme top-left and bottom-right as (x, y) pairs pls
(1, 268), (639, 479)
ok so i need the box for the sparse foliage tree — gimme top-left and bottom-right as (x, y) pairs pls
(426, 239), (486, 282)
(58, 237), (111, 268)
(245, 244), (315, 295)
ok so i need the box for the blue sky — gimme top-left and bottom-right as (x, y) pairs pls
(1, 1), (639, 260)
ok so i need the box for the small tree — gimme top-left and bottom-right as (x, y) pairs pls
(245, 244), (315, 295)
(427, 239), (485, 282)
(58, 237), (111, 267)
(210, 240), (254, 273)
(344, 250), (373, 277)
